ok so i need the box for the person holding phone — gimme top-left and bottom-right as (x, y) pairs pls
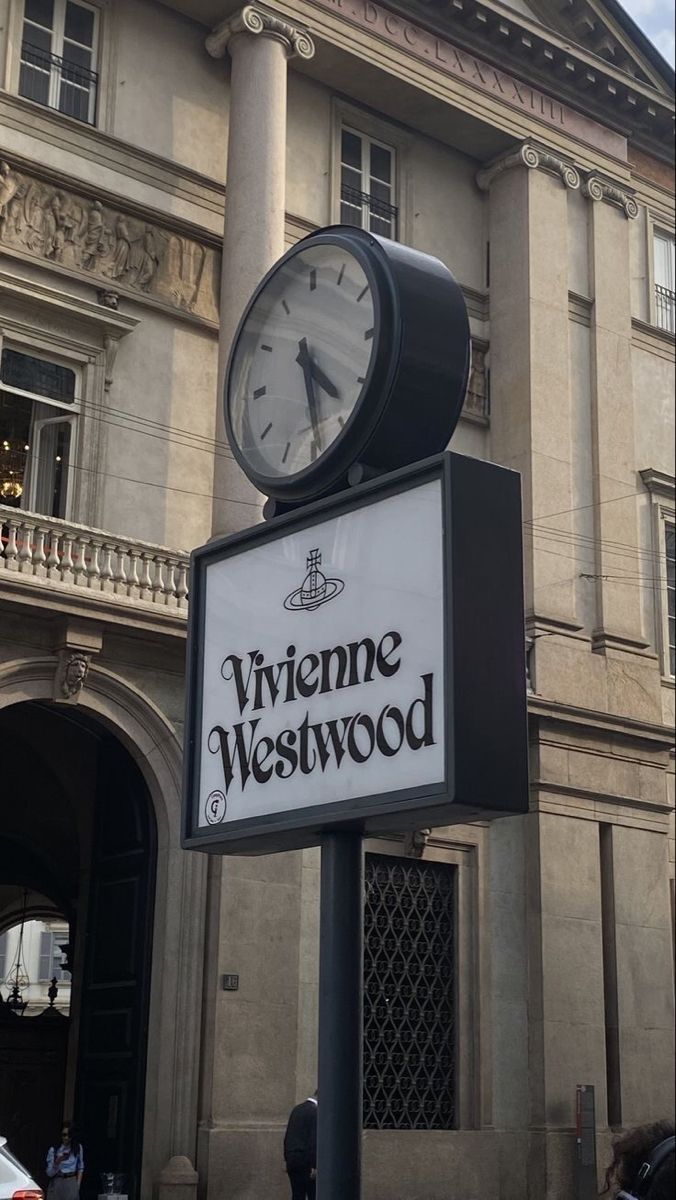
(46, 1122), (84, 1198)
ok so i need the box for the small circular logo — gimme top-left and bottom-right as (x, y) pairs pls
(205, 790), (227, 825)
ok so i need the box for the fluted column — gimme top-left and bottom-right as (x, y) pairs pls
(207, 5), (315, 536)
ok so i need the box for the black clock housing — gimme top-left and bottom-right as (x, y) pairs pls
(224, 225), (470, 502)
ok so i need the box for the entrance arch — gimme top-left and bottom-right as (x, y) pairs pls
(0, 658), (206, 1199)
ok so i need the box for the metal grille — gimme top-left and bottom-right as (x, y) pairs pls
(363, 854), (456, 1130)
(20, 41), (98, 125)
(655, 283), (675, 334)
(340, 184), (398, 238)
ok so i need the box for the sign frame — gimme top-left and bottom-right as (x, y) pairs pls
(182, 451), (528, 854)
(183, 454), (456, 854)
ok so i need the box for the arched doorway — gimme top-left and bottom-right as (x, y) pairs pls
(0, 700), (156, 1200)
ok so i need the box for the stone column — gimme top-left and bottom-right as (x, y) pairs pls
(479, 143), (609, 1200)
(582, 175), (647, 657)
(207, 6), (314, 536)
(478, 142), (582, 642)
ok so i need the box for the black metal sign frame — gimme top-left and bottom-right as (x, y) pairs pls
(183, 454), (455, 854)
(182, 451), (528, 856)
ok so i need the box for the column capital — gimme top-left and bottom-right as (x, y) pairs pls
(206, 4), (315, 60)
(476, 140), (580, 192)
(581, 173), (639, 219)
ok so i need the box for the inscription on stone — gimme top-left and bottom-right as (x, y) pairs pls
(313, 0), (626, 160)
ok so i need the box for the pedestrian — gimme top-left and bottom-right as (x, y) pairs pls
(283, 1091), (317, 1200)
(46, 1121), (84, 1198)
(602, 1119), (674, 1199)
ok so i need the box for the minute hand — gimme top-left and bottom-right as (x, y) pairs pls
(296, 340), (323, 451)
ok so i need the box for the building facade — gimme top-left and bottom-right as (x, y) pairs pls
(0, 0), (673, 1198)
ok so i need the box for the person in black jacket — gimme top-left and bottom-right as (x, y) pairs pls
(283, 1092), (317, 1199)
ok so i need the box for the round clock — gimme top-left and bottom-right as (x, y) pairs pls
(225, 225), (470, 502)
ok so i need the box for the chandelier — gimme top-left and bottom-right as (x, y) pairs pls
(0, 439), (27, 501)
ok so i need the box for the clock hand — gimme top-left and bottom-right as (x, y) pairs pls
(296, 338), (340, 399)
(309, 358), (340, 399)
(296, 339), (323, 452)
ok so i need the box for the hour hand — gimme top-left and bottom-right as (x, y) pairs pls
(309, 358), (340, 399)
(296, 339), (340, 399)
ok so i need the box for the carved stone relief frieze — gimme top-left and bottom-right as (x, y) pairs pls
(0, 160), (220, 322)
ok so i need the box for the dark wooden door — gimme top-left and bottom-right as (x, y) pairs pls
(76, 737), (156, 1200)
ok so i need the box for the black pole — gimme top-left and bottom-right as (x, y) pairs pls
(317, 831), (363, 1200)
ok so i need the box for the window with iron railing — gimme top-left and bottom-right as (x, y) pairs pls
(19, 0), (99, 125)
(340, 128), (398, 240)
(654, 231), (675, 335)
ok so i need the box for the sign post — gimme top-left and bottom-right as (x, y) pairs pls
(317, 832), (364, 1198)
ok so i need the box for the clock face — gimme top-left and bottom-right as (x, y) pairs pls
(227, 242), (377, 481)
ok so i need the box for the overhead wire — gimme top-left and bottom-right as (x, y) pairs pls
(2, 392), (673, 575)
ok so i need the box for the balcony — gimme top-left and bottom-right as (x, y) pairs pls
(0, 505), (188, 630)
(19, 42), (98, 126)
(655, 284), (675, 335)
(340, 184), (399, 240)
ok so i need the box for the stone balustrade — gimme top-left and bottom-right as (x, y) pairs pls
(0, 505), (189, 612)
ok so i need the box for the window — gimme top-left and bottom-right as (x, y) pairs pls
(0, 931), (7, 982)
(363, 854), (456, 1130)
(0, 343), (78, 518)
(654, 230), (675, 334)
(667, 522), (675, 678)
(19, 0), (99, 125)
(640, 469), (675, 679)
(340, 128), (397, 240)
(38, 928), (71, 982)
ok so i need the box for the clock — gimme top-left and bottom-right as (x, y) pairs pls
(225, 225), (470, 503)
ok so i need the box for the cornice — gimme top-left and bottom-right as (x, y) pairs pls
(0, 270), (140, 337)
(631, 319), (675, 361)
(377, 0), (674, 159)
(528, 694), (674, 750)
(582, 171), (639, 217)
(476, 139), (580, 190)
(639, 467), (675, 502)
(568, 292), (593, 326)
(206, 4), (315, 59)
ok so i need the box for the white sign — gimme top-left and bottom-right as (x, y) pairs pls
(195, 478), (446, 831)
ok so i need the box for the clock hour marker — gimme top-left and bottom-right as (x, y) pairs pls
(356, 285), (368, 303)
(357, 376), (365, 383)
(261, 422), (273, 440)
(337, 263), (346, 286)
(282, 441), (291, 464)
(282, 300), (290, 315)
(364, 328), (374, 340)
(310, 441), (318, 462)
(309, 269), (317, 291)
(253, 386), (267, 399)
(338, 415), (345, 429)
(261, 344), (273, 352)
